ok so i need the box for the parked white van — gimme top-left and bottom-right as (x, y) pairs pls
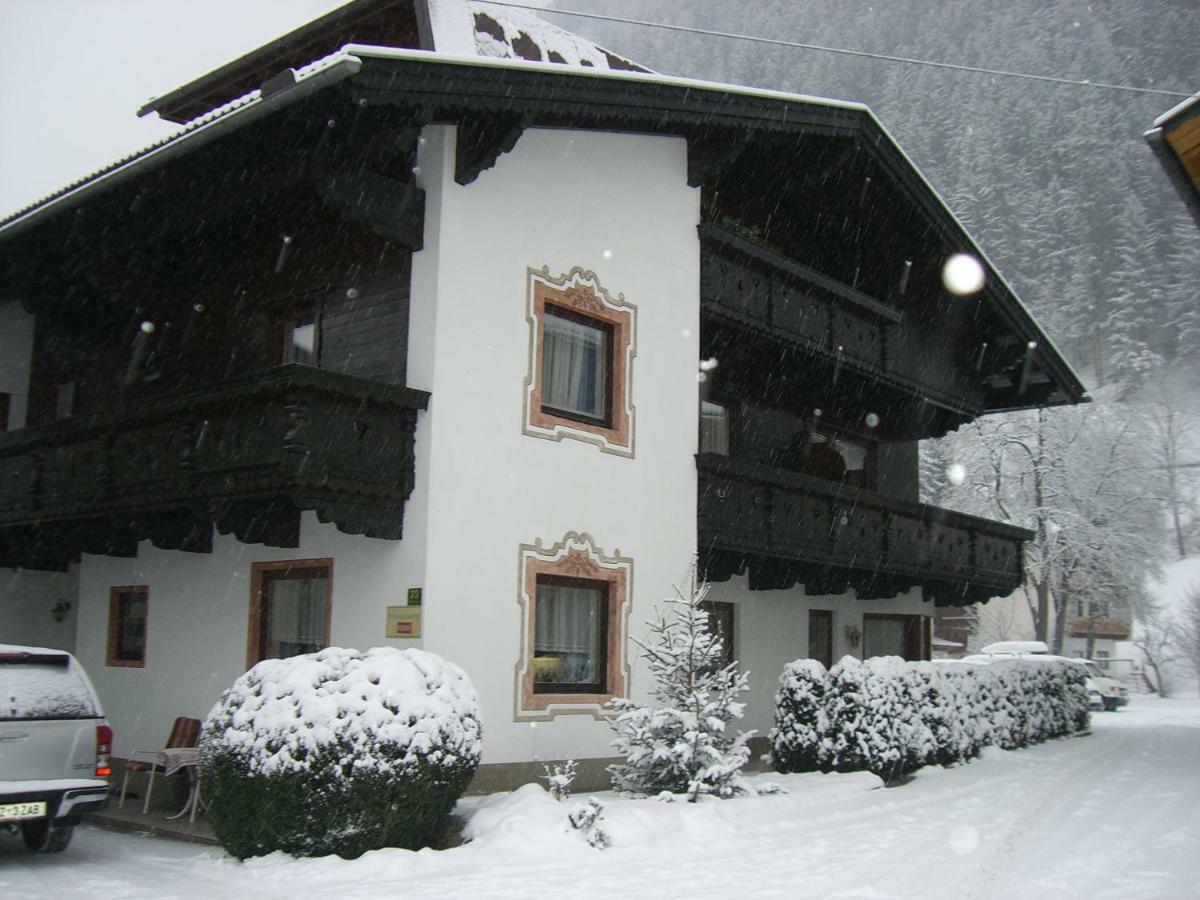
(0, 645), (112, 852)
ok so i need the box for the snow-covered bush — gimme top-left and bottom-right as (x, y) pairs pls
(824, 656), (911, 779)
(772, 654), (1088, 781)
(909, 663), (958, 766)
(607, 573), (752, 801)
(199, 647), (482, 860)
(822, 656), (928, 779)
(542, 759), (577, 802)
(769, 659), (831, 773)
(568, 797), (610, 849)
(939, 666), (990, 759)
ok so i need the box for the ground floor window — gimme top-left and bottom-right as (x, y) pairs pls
(534, 576), (608, 693)
(107, 586), (148, 667)
(808, 609), (833, 669)
(862, 613), (929, 661)
(247, 559), (332, 667)
(702, 600), (736, 668)
(517, 532), (632, 718)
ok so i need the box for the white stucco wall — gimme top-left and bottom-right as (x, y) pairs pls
(706, 574), (933, 737)
(0, 298), (33, 429)
(70, 512), (430, 757)
(0, 565), (79, 651)
(410, 125), (700, 764)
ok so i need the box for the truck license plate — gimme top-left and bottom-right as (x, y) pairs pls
(0, 800), (47, 821)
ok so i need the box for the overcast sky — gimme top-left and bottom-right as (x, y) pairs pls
(0, 1), (346, 218)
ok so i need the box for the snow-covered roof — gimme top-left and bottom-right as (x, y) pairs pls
(0, 50), (362, 235)
(427, 0), (648, 71)
(1153, 90), (1200, 129)
(137, 0), (646, 125)
(0, 46), (854, 238)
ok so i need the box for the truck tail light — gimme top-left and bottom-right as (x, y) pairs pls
(96, 724), (113, 778)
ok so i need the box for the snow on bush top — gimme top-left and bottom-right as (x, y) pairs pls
(204, 647), (482, 778)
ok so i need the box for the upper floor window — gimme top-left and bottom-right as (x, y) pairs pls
(55, 382), (75, 420)
(248, 559), (332, 666)
(781, 426), (873, 490)
(700, 401), (730, 455)
(541, 307), (612, 424)
(523, 267), (636, 458)
(107, 586), (148, 668)
(286, 313), (318, 366)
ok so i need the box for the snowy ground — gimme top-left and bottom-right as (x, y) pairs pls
(3, 694), (1198, 899)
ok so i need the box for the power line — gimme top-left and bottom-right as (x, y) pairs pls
(485, 2), (1195, 100)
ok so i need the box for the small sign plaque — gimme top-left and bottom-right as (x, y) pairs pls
(407, 587), (423, 606)
(386, 606), (422, 639)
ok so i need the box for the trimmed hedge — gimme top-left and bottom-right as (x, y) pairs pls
(770, 655), (1089, 780)
(199, 647), (482, 860)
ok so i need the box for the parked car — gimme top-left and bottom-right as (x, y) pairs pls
(967, 642), (1129, 712)
(1073, 659), (1130, 712)
(0, 644), (112, 852)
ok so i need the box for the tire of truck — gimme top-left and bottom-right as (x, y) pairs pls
(21, 820), (74, 853)
(1102, 697), (1118, 712)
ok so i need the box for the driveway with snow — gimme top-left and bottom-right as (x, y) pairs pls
(3, 695), (1197, 899)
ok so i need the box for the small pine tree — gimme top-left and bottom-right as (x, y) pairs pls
(607, 566), (752, 801)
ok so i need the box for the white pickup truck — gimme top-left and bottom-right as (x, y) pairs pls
(1, 645), (112, 852)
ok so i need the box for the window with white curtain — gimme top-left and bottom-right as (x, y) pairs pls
(252, 562), (331, 662)
(533, 577), (607, 692)
(541, 307), (610, 422)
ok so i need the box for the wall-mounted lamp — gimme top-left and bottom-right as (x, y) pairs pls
(844, 624), (862, 649)
(51, 598), (72, 624)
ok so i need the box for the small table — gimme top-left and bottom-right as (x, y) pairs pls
(158, 748), (204, 822)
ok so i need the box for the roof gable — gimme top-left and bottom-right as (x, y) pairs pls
(138, 0), (647, 125)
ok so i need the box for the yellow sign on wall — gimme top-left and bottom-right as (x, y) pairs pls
(386, 606), (422, 639)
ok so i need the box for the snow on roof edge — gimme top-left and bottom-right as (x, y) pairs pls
(0, 50), (363, 235)
(1153, 91), (1200, 129)
(342, 42), (868, 113)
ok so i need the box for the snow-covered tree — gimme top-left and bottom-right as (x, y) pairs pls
(1132, 601), (1182, 698)
(1178, 584), (1200, 697)
(607, 567), (752, 801)
(924, 389), (1165, 653)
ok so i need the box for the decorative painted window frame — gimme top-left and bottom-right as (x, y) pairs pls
(523, 266), (636, 457)
(515, 532), (633, 721)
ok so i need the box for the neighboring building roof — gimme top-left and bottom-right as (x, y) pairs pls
(1146, 91), (1200, 227)
(136, 0), (647, 125)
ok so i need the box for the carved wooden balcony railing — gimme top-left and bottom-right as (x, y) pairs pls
(699, 223), (987, 425)
(0, 366), (429, 570)
(697, 454), (1031, 606)
(1067, 618), (1132, 640)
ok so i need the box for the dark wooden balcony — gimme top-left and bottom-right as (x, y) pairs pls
(699, 223), (996, 439)
(697, 454), (1032, 606)
(0, 366), (429, 570)
(1068, 618), (1132, 640)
